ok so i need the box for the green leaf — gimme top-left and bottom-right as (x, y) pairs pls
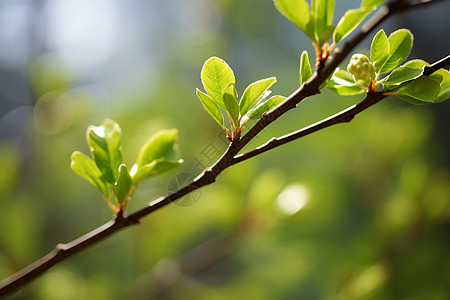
(402, 59), (428, 69)
(196, 88), (224, 126)
(382, 66), (424, 87)
(135, 129), (181, 168)
(333, 7), (374, 44)
(132, 129), (183, 184)
(223, 84), (240, 127)
(247, 96), (286, 120)
(397, 76), (440, 103)
(200, 57), (235, 110)
(327, 84), (366, 95)
(317, 25), (336, 46)
(300, 51), (313, 86)
(70, 151), (109, 198)
(327, 69), (365, 95)
(113, 164), (132, 205)
(87, 119), (123, 184)
(132, 159), (182, 184)
(361, 0), (385, 8)
(329, 68), (356, 84)
(382, 59), (428, 89)
(273, 0), (314, 40)
(370, 29), (389, 73)
(429, 69), (450, 103)
(379, 29), (413, 74)
(240, 77), (277, 116)
(311, 0), (335, 45)
(312, 0), (335, 45)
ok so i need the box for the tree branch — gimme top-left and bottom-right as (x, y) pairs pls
(0, 0), (440, 297)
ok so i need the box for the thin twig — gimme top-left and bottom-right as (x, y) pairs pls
(423, 54), (450, 75)
(0, 0), (439, 297)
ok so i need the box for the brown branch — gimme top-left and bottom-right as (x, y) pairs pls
(0, 0), (439, 297)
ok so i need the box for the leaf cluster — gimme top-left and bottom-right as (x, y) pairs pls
(70, 119), (183, 213)
(274, 0), (385, 62)
(196, 57), (286, 141)
(327, 29), (450, 104)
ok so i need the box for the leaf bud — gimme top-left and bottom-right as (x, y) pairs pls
(347, 54), (376, 87)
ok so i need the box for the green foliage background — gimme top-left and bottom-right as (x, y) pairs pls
(0, 0), (449, 299)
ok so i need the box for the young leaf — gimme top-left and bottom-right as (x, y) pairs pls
(370, 29), (389, 73)
(327, 84), (366, 96)
(113, 164), (132, 205)
(382, 59), (427, 89)
(333, 7), (374, 44)
(327, 69), (365, 95)
(361, 0), (385, 8)
(240, 77), (277, 116)
(132, 159), (182, 184)
(247, 96), (286, 120)
(379, 29), (413, 74)
(429, 69), (450, 103)
(196, 88), (224, 126)
(87, 119), (123, 184)
(223, 84), (240, 127)
(300, 51), (313, 86)
(401, 59), (428, 69)
(70, 151), (109, 198)
(135, 129), (181, 169)
(382, 66), (424, 87)
(397, 76), (440, 103)
(273, 0), (314, 40)
(317, 25), (336, 47)
(312, 0), (335, 45)
(132, 129), (183, 184)
(200, 57), (235, 110)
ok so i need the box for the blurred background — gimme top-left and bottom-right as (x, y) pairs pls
(1, 0), (449, 299)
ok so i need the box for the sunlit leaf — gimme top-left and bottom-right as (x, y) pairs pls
(300, 51), (313, 86)
(70, 151), (109, 198)
(200, 57), (235, 110)
(240, 77), (277, 116)
(317, 25), (336, 46)
(223, 84), (240, 127)
(429, 69), (450, 103)
(370, 29), (389, 73)
(273, 0), (314, 40)
(327, 68), (365, 95)
(379, 29), (413, 74)
(113, 164), (132, 205)
(361, 0), (385, 8)
(196, 88), (224, 126)
(397, 76), (440, 103)
(86, 119), (123, 184)
(382, 59), (428, 89)
(132, 159), (183, 184)
(402, 59), (428, 69)
(333, 7), (374, 44)
(135, 129), (181, 169)
(312, 0), (335, 45)
(327, 84), (366, 95)
(382, 66), (423, 87)
(132, 129), (183, 184)
(247, 96), (286, 120)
